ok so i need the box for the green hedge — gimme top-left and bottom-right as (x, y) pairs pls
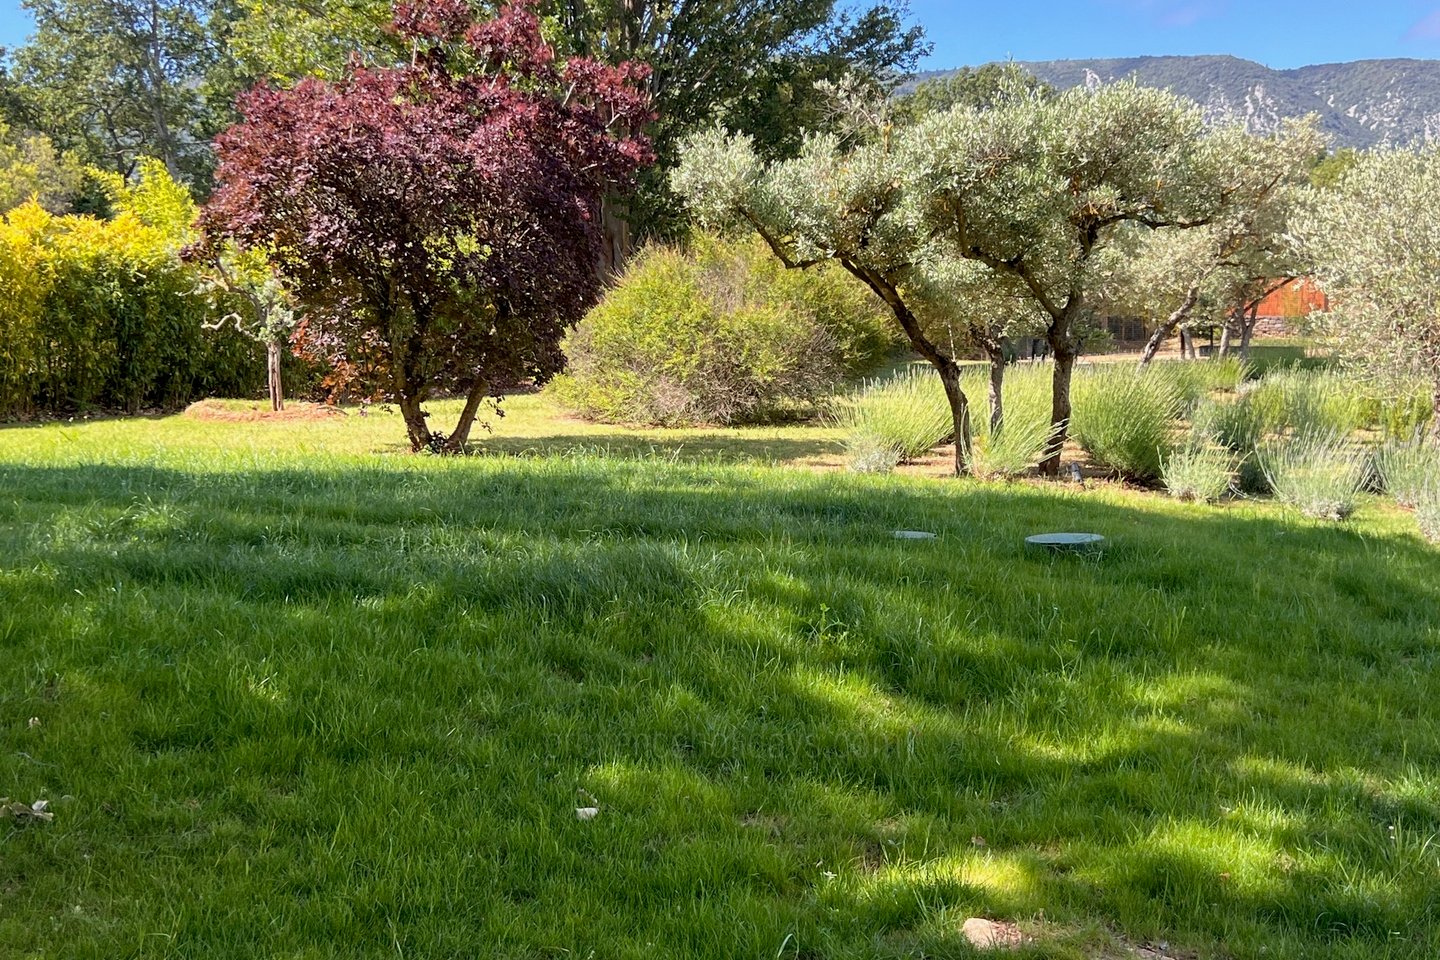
(0, 163), (266, 417)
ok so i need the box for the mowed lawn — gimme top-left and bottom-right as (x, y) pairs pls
(1, 398), (1438, 959)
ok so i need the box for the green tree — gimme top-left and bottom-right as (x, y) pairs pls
(896, 62), (1050, 121)
(13, 0), (221, 180)
(1094, 119), (1325, 366)
(1295, 147), (1440, 440)
(224, 0), (925, 245)
(676, 82), (1248, 477)
(1310, 147), (1359, 190)
(0, 121), (88, 213)
(903, 83), (1242, 474)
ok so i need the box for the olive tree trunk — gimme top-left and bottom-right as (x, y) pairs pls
(1042, 341), (1076, 477)
(1139, 285), (1202, 367)
(985, 342), (1006, 435)
(266, 340), (285, 412)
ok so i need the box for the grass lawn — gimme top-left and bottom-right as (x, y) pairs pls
(1, 397), (1437, 959)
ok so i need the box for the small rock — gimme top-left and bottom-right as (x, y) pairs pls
(962, 918), (1002, 948)
(961, 917), (1023, 950)
(575, 806), (599, 821)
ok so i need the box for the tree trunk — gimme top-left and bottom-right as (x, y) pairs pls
(1179, 328), (1193, 360)
(598, 195), (633, 277)
(1218, 312), (1235, 358)
(1139, 285), (1202, 367)
(1240, 302), (1260, 359)
(985, 343), (1006, 435)
(441, 378), (492, 454)
(1042, 344), (1076, 477)
(937, 361), (973, 476)
(266, 340), (284, 412)
(1431, 377), (1440, 444)
(834, 262), (974, 476)
(398, 394), (432, 451)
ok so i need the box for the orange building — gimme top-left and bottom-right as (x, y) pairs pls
(1255, 279), (1329, 320)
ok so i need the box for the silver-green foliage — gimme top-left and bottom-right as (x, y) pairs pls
(1418, 487), (1440, 544)
(1374, 436), (1440, 508)
(1258, 431), (1371, 521)
(1161, 444), (1236, 503)
(1242, 368), (1368, 437)
(834, 370), (951, 471)
(962, 363), (1057, 479)
(1072, 365), (1184, 480)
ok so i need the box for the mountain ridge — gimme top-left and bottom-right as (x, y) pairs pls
(910, 55), (1440, 148)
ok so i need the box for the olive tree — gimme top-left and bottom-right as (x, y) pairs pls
(1098, 120), (1324, 366)
(676, 82), (1257, 476)
(675, 128), (983, 474)
(1295, 147), (1440, 440)
(902, 83), (1244, 474)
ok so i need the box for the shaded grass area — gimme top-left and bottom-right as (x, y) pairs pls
(0, 415), (1438, 959)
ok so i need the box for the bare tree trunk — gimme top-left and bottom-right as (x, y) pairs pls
(598, 196), (632, 277)
(833, 262), (974, 475)
(442, 378), (492, 454)
(1139, 285), (1202, 367)
(397, 394), (432, 451)
(1043, 345), (1075, 477)
(145, 0), (179, 179)
(1218, 311), (1235, 358)
(1240, 303), (1260, 359)
(266, 340), (284, 412)
(937, 361), (973, 475)
(985, 343), (1006, 435)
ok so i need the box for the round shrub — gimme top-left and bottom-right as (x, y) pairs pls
(551, 233), (894, 426)
(1072, 364), (1185, 481)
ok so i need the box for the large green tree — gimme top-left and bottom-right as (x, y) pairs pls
(676, 82), (1260, 477)
(224, 0), (924, 242)
(12, 0), (223, 180)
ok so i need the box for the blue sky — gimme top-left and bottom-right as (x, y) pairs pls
(3, 1), (1440, 69)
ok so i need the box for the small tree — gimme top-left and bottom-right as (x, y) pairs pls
(903, 82), (1240, 475)
(192, 246), (298, 411)
(675, 127), (983, 474)
(1101, 120), (1323, 366)
(1295, 147), (1440, 441)
(200, 0), (653, 452)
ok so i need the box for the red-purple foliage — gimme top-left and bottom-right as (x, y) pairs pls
(200, 0), (654, 452)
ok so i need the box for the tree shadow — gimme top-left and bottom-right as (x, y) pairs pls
(0, 458), (1437, 957)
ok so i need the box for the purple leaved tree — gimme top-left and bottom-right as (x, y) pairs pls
(200, 0), (654, 452)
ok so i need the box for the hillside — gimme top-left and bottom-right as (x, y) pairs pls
(911, 56), (1440, 148)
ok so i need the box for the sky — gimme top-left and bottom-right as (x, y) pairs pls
(4, 1), (1440, 70)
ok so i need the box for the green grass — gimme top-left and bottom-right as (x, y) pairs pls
(2, 402), (1439, 959)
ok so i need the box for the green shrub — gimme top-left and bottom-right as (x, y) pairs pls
(0, 161), (264, 417)
(962, 363), (1056, 479)
(833, 370), (951, 471)
(1162, 444), (1236, 502)
(1072, 365), (1184, 480)
(1357, 384), (1435, 440)
(1192, 396), (1265, 454)
(1374, 436), (1440, 509)
(552, 233), (894, 426)
(1258, 431), (1371, 521)
(1242, 368), (1367, 437)
(1418, 487), (1440, 544)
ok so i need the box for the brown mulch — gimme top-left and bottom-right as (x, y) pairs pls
(182, 400), (347, 423)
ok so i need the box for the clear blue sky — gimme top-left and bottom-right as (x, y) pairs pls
(3, 1), (1440, 69)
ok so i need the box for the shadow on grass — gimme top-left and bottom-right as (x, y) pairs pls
(0, 457), (1437, 958)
